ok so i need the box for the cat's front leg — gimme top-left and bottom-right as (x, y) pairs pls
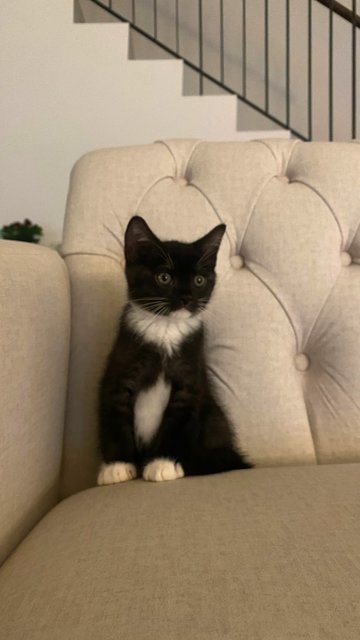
(97, 389), (138, 486)
(142, 405), (197, 482)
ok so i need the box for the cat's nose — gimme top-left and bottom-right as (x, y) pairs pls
(180, 297), (191, 308)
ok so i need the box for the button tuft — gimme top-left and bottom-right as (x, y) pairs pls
(277, 175), (290, 184)
(174, 177), (188, 186)
(295, 353), (310, 372)
(340, 251), (352, 266)
(230, 255), (244, 270)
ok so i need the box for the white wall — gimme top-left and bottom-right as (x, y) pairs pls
(0, 0), (127, 245)
(0, 0), (286, 246)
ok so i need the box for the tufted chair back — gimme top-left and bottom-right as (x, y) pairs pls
(60, 139), (360, 497)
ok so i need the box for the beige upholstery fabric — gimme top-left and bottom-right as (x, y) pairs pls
(60, 254), (126, 496)
(61, 139), (360, 496)
(1, 464), (359, 639)
(0, 241), (70, 565)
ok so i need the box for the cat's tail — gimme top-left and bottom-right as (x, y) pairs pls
(182, 447), (253, 477)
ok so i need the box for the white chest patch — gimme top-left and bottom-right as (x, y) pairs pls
(127, 303), (202, 356)
(134, 374), (171, 445)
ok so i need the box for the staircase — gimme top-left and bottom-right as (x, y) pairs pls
(72, 0), (289, 142)
(78, 0), (360, 142)
(75, 0), (289, 138)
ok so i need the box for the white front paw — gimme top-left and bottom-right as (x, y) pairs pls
(143, 458), (184, 482)
(97, 462), (137, 485)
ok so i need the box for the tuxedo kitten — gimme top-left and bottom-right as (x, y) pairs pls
(97, 216), (252, 484)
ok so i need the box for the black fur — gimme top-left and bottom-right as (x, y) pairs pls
(98, 216), (252, 478)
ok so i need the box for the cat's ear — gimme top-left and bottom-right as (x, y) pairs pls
(124, 216), (160, 263)
(194, 224), (226, 269)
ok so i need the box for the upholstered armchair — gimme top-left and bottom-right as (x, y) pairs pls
(1, 139), (359, 638)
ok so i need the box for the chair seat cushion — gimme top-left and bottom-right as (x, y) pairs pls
(1, 464), (359, 639)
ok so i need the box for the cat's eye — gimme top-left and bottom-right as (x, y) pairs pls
(194, 275), (206, 287)
(156, 272), (173, 286)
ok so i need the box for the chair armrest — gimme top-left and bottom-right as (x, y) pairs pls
(0, 241), (70, 565)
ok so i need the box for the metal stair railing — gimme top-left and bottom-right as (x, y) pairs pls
(87, 0), (359, 141)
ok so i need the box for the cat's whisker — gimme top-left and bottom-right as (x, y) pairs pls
(197, 304), (216, 321)
(130, 297), (169, 303)
(130, 298), (170, 314)
(139, 302), (167, 311)
(149, 301), (170, 310)
(141, 305), (169, 331)
(139, 307), (162, 316)
(197, 298), (211, 313)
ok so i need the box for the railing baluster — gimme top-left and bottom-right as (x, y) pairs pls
(132, 0), (136, 23)
(308, 0), (313, 140)
(175, 0), (180, 54)
(265, 0), (269, 113)
(352, 0), (357, 138)
(154, 0), (157, 39)
(243, 0), (247, 97)
(286, 0), (290, 128)
(199, 0), (204, 95)
(329, 0), (334, 140)
(220, 0), (225, 84)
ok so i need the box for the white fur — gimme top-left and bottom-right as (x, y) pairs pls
(97, 462), (137, 485)
(143, 458), (185, 482)
(127, 303), (202, 356)
(134, 373), (171, 445)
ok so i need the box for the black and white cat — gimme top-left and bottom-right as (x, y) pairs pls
(97, 216), (252, 484)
